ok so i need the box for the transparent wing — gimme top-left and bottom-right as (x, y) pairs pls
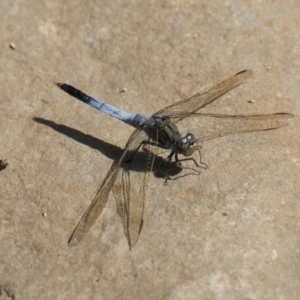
(113, 141), (154, 249)
(68, 128), (148, 247)
(155, 70), (252, 122)
(147, 113), (293, 161)
(176, 113), (294, 143)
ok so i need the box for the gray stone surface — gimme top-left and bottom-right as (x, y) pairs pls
(0, 1), (299, 299)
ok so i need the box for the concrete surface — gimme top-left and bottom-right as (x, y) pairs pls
(1, 1), (299, 299)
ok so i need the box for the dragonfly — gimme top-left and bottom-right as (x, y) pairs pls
(57, 70), (293, 249)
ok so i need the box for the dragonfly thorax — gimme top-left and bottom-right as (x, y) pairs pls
(145, 116), (198, 155)
(174, 133), (198, 156)
(143, 116), (179, 149)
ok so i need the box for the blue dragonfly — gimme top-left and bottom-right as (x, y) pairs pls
(57, 70), (293, 248)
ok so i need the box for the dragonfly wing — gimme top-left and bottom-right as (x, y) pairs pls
(113, 139), (153, 249)
(154, 70), (252, 122)
(68, 128), (148, 247)
(183, 113), (294, 143)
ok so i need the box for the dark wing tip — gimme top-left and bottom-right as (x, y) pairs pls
(235, 69), (253, 78)
(277, 112), (294, 116)
(68, 235), (80, 247)
(236, 69), (252, 74)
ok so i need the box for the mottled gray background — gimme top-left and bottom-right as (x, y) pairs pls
(0, 1), (299, 299)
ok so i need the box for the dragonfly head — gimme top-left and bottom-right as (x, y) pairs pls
(175, 133), (198, 156)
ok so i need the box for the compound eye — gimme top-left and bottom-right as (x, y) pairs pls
(180, 138), (188, 148)
(186, 133), (196, 143)
(177, 137), (189, 151)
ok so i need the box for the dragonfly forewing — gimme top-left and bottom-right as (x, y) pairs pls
(68, 128), (148, 247)
(185, 112), (294, 143)
(113, 141), (154, 249)
(155, 70), (252, 122)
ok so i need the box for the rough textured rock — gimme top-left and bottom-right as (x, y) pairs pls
(0, 1), (299, 299)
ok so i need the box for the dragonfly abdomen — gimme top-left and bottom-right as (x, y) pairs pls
(57, 83), (146, 128)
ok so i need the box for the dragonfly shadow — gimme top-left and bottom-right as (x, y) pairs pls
(33, 117), (183, 176)
(33, 117), (123, 161)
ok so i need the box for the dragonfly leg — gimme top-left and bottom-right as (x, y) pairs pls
(196, 146), (208, 169)
(175, 150), (208, 169)
(156, 151), (175, 185)
(161, 152), (202, 184)
(159, 152), (206, 182)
